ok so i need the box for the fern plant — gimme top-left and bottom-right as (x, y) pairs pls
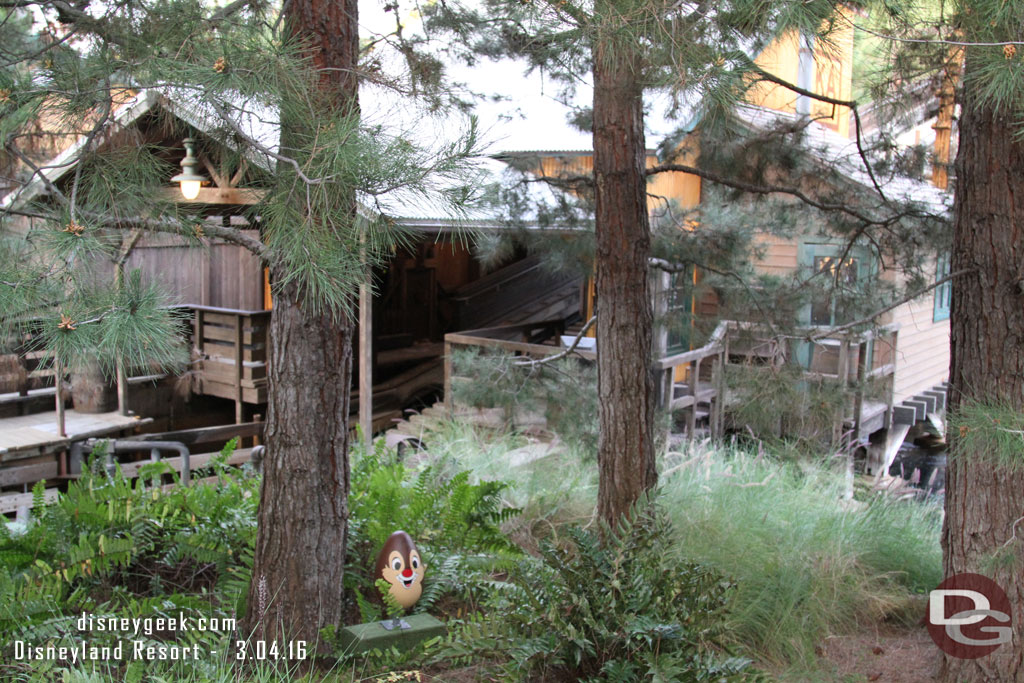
(0, 439), (259, 652)
(344, 439), (521, 623)
(445, 498), (754, 682)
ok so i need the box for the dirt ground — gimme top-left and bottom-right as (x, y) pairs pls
(818, 624), (939, 682)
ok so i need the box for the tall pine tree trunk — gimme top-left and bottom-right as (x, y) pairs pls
(592, 35), (657, 526)
(941, 55), (1024, 681)
(248, 281), (353, 642)
(245, 0), (359, 645)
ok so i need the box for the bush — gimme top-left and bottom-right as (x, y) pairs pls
(343, 439), (521, 624)
(446, 499), (751, 682)
(0, 439), (257, 677)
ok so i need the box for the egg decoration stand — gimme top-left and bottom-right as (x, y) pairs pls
(339, 613), (446, 654)
(339, 531), (446, 654)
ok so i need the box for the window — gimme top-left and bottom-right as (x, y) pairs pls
(665, 267), (694, 353)
(796, 242), (873, 370)
(799, 243), (870, 327)
(934, 252), (951, 322)
(809, 254), (860, 326)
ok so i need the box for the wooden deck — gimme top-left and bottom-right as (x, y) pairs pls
(0, 410), (151, 463)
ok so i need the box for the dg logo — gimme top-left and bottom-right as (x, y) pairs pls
(927, 573), (1013, 659)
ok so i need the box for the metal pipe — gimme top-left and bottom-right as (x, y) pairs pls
(69, 438), (192, 485)
(112, 440), (191, 485)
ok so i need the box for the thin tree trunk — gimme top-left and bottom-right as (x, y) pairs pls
(592, 37), (658, 526)
(245, 0), (359, 645)
(941, 56), (1024, 681)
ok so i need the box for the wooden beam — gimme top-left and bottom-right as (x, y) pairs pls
(116, 358), (128, 416)
(134, 421), (264, 446)
(233, 316), (244, 424)
(158, 187), (267, 205)
(444, 333), (596, 360)
(443, 341), (453, 413)
(54, 357), (65, 438)
(359, 250), (373, 453)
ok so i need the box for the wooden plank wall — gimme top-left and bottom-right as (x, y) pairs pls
(91, 232), (263, 309)
(886, 295), (950, 404)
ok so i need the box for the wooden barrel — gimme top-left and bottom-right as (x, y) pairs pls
(71, 361), (117, 413)
(0, 354), (29, 395)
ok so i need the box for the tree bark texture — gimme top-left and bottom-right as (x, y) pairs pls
(248, 282), (353, 643)
(592, 38), (658, 526)
(941, 58), (1024, 681)
(245, 0), (359, 645)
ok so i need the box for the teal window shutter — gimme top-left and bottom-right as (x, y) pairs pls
(934, 253), (951, 322)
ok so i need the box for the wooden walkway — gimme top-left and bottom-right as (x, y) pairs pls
(0, 410), (150, 462)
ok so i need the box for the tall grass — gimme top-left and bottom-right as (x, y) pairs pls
(413, 420), (942, 670)
(420, 418), (597, 526)
(659, 443), (942, 667)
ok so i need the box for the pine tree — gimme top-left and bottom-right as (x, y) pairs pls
(938, 2), (1024, 680)
(0, 0), (480, 645)
(857, 2), (1024, 677)
(423, 0), (951, 525)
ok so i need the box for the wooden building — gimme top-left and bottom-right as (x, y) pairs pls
(1, 14), (953, 456)
(0, 88), (586, 439)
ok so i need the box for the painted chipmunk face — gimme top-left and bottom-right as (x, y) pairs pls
(376, 531), (426, 609)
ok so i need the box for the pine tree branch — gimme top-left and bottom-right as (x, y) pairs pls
(644, 161), (935, 226)
(207, 0), (258, 25)
(91, 214), (270, 259)
(807, 268), (972, 340)
(744, 61), (889, 206)
(648, 256), (781, 338)
(208, 100), (329, 187)
(0, 26), (79, 69)
(512, 315), (596, 366)
(4, 146), (71, 207)
(852, 22), (1024, 48)
(69, 91), (113, 222)
(114, 229), (143, 268)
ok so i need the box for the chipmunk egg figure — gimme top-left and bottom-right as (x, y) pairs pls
(375, 531), (426, 609)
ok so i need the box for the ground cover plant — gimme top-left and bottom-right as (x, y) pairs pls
(658, 444), (942, 669)
(0, 440), (259, 681)
(0, 419), (943, 681)
(427, 419), (943, 677)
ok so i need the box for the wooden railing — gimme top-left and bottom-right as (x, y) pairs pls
(720, 320), (900, 443)
(656, 322), (730, 439)
(443, 319), (585, 405)
(183, 305), (271, 422)
(444, 318), (901, 444)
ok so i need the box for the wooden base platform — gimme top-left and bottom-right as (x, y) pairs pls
(0, 410), (151, 463)
(339, 614), (446, 655)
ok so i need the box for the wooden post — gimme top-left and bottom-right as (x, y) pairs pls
(234, 314), (243, 424)
(651, 270), (672, 445)
(834, 339), (850, 446)
(195, 309), (205, 355)
(115, 263), (128, 415)
(885, 329), (898, 430)
(116, 358), (128, 416)
(716, 332), (730, 438)
(443, 340), (453, 414)
(658, 368), (673, 410)
(852, 341), (868, 441)
(359, 230), (373, 455)
(836, 338), (853, 500)
(711, 350), (722, 439)
(54, 356), (66, 437)
(686, 359), (698, 440)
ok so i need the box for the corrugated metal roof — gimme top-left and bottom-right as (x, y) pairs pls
(733, 104), (952, 215)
